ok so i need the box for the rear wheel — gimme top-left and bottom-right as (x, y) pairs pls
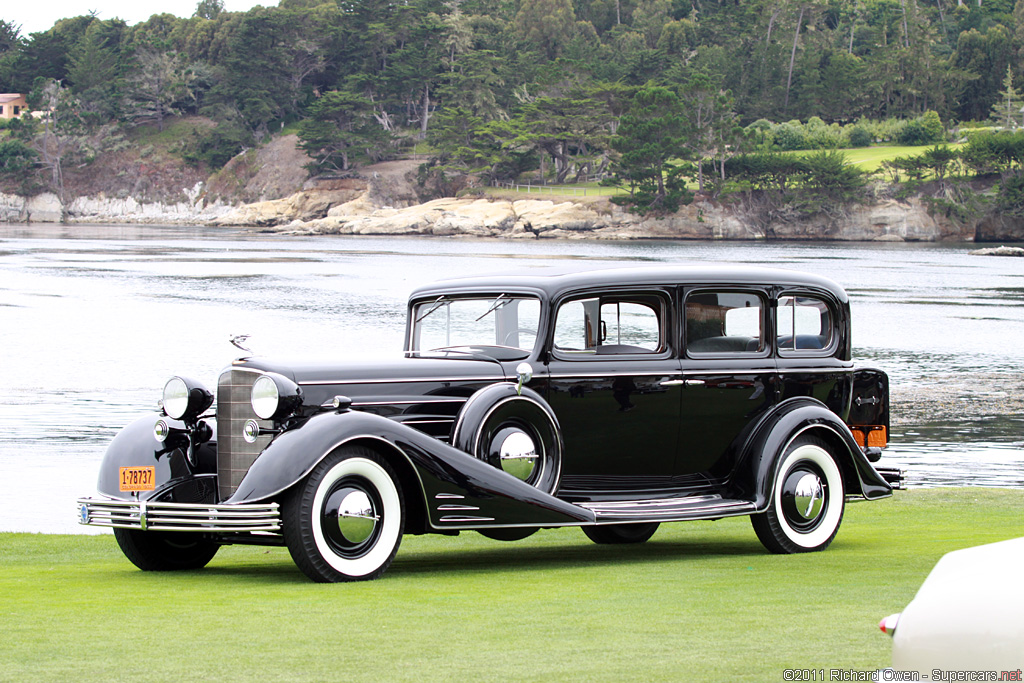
(283, 446), (404, 582)
(113, 528), (219, 571)
(582, 522), (660, 545)
(751, 436), (845, 554)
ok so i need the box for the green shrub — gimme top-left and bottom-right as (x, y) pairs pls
(898, 111), (945, 145)
(801, 149), (867, 202)
(179, 125), (249, 169)
(847, 125), (872, 147)
(772, 122), (808, 150)
(998, 171), (1024, 214)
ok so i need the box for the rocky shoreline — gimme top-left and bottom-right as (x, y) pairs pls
(211, 190), (984, 242)
(4, 155), (1024, 241)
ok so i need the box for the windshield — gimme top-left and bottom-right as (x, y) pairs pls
(410, 295), (541, 359)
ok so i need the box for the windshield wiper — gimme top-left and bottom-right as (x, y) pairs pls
(475, 294), (510, 322)
(415, 296), (449, 323)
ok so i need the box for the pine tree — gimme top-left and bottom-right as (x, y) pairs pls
(990, 64), (1024, 129)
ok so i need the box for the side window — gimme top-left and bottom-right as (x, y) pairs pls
(553, 295), (664, 355)
(777, 294), (833, 353)
(685, 291), (765, 354)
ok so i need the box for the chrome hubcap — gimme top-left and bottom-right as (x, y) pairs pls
(497, 430), (538, 481)
(336, 490), (378, 544)
(792, 473), (824, 520)
(322, 482), (381, 556)
(781, 467), (827, 531)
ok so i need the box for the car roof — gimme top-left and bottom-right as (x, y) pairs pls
(409, 265), (849, 302)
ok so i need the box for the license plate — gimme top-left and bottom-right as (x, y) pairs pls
(119, 466), (156, 492)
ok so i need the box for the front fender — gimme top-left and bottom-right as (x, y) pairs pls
(738, 398), (892, 510)
(95, 412), (217, 500)
(227, 409), (594, 530)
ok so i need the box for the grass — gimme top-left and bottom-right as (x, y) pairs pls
(484, 181), (628, 200)
(2, 488), (1021, 682)
(787, 144), (965, 172)
(481, 145), (954, 199)
(127, 117), (215, 149)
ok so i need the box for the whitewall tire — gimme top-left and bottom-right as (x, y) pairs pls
(751, 436), (845, 554)
(283, 446), (404, 582)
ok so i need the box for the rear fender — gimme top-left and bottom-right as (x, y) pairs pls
(227, 409), (594, 531)
(736, 398), (892, 510)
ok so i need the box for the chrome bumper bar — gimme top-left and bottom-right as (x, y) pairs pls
(77, 497), (281, 533)
(874, 466), (906, 490)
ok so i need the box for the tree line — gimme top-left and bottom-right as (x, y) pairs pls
(2, 0), (1024, 215)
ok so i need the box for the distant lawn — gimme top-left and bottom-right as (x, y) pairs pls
(790, 144), (964, 172)
(2, 488), (1021, 682)
(484, 182), (628, 200)
(484, 144), (963, 199)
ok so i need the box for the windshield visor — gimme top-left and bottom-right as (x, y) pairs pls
(410, 295), (541, 357)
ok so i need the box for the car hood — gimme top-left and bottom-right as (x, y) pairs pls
(232, 354), (506, 386)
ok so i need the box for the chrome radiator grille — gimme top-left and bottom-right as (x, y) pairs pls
(217, 368), (273, 500)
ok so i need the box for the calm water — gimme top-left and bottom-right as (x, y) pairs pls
(1, 224), (1022, 534)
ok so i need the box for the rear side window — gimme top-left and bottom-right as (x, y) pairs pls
(777, 294), (833, 354)
(685, 291), (765, 355)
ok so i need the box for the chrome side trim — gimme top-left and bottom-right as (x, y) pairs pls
(77, 497), (281, 533)
(547, 368), (783, 380)
(299, 376), (499, 386)
(437, 504), (480, 511)
(350, 398), (469, 407)
(435, 493), (465, 499)
(776, 367), (853, 375)
(439, 515), (496, 523)
(548, 371), (691, 380)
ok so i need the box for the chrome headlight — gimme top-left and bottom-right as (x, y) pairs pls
(162, 376), (213, 422)
(251, 373), (302, 421)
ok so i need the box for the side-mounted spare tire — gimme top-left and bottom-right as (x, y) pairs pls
(450, 384), (563, 496)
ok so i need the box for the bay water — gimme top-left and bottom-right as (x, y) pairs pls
(1, 224), (1021, 533)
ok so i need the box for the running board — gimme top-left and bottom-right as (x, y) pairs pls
(578, 495), (756, 524)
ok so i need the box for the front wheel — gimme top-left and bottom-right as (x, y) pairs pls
(582, 522), (660, 545)
(751, 436), (845, 554)
(283, 446), (405, 582)
(113, 528), (219, 571)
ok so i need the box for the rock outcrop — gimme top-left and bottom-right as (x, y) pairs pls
(0, 187), (234, 224)
(237, 191), (978, 242)
(969, 245), (1024, 256)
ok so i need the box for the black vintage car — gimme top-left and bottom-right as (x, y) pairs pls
(78, 266), (900, 582)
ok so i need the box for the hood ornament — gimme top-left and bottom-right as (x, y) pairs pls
(230, 334), (253, 354)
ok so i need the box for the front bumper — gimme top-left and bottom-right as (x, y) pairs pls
(77, 497), (281, 533)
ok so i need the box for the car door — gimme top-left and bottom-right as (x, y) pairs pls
(542, 289), (683, 494)
(677, 288), (778, 484)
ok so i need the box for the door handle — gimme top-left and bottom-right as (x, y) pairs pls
(684, 379), (705, 386)
(659, 379), (685, 387)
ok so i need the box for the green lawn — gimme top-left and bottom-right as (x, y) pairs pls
(2, 488), (1020, 682)
(482, 145), (957, 199)
(791, 144), (963, 172)
(484, 181), (627, 199)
